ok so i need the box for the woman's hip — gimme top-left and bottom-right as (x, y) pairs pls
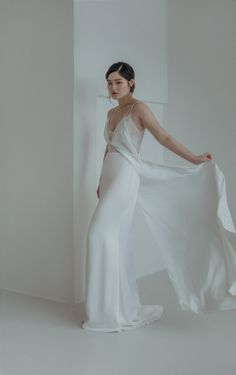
(100, 151), (140, 199)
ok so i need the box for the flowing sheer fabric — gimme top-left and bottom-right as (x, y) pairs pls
(82, 102), (236, 332)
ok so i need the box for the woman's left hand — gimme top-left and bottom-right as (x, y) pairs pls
(194, 153), (213, 164)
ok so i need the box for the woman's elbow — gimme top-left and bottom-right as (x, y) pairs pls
(159, 134), (171, 146)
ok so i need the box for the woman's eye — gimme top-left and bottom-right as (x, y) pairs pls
(108, 81), (122, 85)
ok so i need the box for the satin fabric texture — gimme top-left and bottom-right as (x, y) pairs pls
(82, 105), (236, 332)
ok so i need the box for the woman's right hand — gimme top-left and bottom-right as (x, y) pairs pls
(96, 184), (100, 199)
(194, 153), (213, 164)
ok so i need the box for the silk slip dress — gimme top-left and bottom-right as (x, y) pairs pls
(82, 101), (236, 333)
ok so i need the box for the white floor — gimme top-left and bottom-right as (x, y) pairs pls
(1, 270), (236, 375)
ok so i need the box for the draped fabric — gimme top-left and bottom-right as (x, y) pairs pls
(82, 107), (236, 332)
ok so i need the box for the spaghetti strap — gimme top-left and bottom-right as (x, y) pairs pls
(126, 101), (141, 117)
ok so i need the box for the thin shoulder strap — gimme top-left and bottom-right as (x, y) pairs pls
(126, 101), (140, 116)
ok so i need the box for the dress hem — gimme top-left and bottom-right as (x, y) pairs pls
(81, 304), (164, 333)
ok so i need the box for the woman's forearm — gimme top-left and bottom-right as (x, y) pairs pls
(162, 136), (198, 164)
(103, 144), (108, 161)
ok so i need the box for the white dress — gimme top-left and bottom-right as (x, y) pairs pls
(82, 102), (236, 332)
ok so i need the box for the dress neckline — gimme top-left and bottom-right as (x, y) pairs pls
(107, 113), (144, 135)
(107, 113), (128, 133)
(107, 101), (144, 134)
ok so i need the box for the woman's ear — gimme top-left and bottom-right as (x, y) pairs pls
(129, 79), (135, 88)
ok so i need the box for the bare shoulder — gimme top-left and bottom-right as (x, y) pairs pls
(132, 101), (154, 124)
(132, 101), (151, 117)
(128, 101), (147, 131)
(132, 101), (163, 132)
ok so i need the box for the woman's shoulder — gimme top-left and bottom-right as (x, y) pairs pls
(132, 100), (149, 108)
(132, 100), (151, 116)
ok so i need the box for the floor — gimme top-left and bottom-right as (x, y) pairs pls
(1, 270), (236, 375)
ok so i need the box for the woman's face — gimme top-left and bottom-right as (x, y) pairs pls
(107, 71), (134, 99)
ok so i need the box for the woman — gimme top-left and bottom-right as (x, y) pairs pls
(82, 62), (236, 333)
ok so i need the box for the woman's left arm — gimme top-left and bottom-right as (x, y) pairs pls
(137, 102), (212, 165)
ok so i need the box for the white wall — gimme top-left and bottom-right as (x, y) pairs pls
(73, 0), (168, 303)
(0, 0), (74, 303)
(166, 0), (236, 220)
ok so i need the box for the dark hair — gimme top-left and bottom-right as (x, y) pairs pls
(105, 62), (135, 93)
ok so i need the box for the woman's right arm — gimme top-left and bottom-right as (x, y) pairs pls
(103, 144), (109, 162)
(97, 144), (108, 198)
(99, 144), (108, 183)
(97, 109), (113, 197)
(99, 110), (112, 181)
